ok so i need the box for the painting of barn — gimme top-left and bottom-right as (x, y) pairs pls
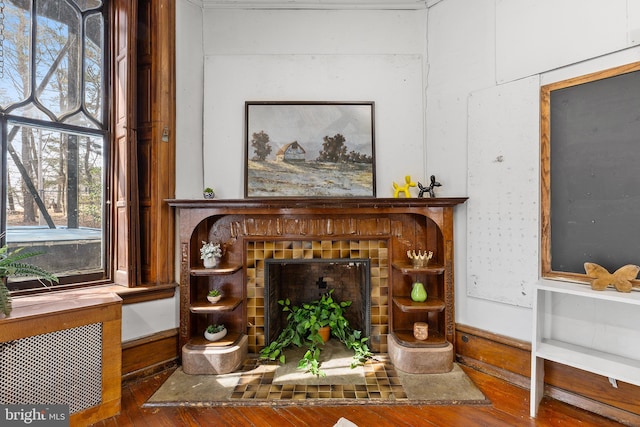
(276, 141), (306, 162)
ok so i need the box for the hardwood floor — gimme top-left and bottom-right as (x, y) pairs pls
(94, 365), (624, 426)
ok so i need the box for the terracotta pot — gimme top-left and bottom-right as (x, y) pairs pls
(318, 326), (331, 343)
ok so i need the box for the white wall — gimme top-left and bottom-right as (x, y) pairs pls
(199, 8), (429, 198)
(142, 0), (640, 345)
(428, 0), (640, 341)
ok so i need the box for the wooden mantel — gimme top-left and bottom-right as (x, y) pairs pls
(167, 198), (468, 236)
(168, 197), (467, 367)
(167, 197), (468, 210)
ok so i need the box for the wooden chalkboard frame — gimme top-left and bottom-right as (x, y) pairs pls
(541, 61), (640, 283)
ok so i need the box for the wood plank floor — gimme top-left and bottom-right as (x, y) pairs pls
(94, 365), (624, 426)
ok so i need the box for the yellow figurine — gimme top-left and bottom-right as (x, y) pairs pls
(393, 175), (417, 198)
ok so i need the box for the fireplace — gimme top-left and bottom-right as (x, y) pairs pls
(170, 197), (466, 374)
(245, 239), (388, 354)
(264, 258), (371, 345)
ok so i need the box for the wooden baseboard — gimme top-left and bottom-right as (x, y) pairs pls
(121, 328), (179, 383)
(456, 324), (640, 426)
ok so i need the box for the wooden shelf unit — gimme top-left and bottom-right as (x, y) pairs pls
(530, 279), (640, 417)
(168, 197), (467, 374)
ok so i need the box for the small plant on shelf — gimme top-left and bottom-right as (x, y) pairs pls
(200, 241), (222, 260)
(200, 241), (222, 268)
(206, 324), (225, 334)
(259, 289), (372, 377)
(207, 288), (222, 303)
(204, 323), (227, 341)
(203, 187), (215, 199)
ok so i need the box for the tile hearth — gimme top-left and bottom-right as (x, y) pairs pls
(231, 355), (407, 401)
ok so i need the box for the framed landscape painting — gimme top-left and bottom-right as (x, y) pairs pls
(245, 101), (376, 198)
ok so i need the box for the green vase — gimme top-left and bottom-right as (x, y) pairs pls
(411, 282), (427, 302)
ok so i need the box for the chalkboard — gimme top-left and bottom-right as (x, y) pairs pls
(541, 62), (640, 279)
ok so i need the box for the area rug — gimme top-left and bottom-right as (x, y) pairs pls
(144, 341), (489, 408)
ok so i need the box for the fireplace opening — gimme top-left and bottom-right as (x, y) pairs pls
(264, 258), (371, 345)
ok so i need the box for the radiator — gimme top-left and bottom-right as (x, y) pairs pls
(0, 323), (103, 413)
(0, 292), (122, 426)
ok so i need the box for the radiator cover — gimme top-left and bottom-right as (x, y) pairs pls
(0, 323), (103, 413)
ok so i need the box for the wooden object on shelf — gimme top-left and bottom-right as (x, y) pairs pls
(530, 279), (640, 417)
(413, 322), (429, 340)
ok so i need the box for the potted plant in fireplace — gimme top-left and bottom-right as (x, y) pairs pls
(259, 289), (372, 377)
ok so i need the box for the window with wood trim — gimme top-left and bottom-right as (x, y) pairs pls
(1, 0), (111, 291)
(1, 0), (174, 294)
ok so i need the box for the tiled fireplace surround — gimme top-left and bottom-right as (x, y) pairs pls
(246, 239), (388, 354)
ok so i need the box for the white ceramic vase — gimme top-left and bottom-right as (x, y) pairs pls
(203, 256), (218, 268)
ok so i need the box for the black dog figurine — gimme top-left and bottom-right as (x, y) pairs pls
(418, 175), (441, 198)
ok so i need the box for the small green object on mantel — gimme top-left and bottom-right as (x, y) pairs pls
(411, 281), (427, 302)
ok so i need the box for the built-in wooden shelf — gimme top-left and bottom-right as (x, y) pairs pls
(392, 330), (448, 348)
(392, 296), (445, 313)
(189, 297), (242, 313)
(190, 264), (242, 276)
(186, 331), (244, 349)
(169, 197), (467, 374)
(391, 262), (445, 275)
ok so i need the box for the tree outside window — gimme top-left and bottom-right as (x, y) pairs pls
(0, 0), (108, 291)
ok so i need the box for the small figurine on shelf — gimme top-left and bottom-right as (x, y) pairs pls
(417, 175), (442, 198)
(407, 250), (433, 268)
(200, 241), (222, 268)
(411, 281), (428, 302)
(413, 322), (429, 340)
(393, 175), (417, 198)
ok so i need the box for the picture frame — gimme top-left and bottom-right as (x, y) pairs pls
(245, 101), (376, 198)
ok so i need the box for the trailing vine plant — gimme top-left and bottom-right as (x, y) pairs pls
(259, 289), (372, 377)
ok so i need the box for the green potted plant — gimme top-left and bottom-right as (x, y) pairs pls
(204, 323), (227, 341)
(0, 244), (59, 317)
(200, 241), (222, 268)
(207, 288), (222, 303)
(259, 289), (372, 376)
(203, 187), (215, 199)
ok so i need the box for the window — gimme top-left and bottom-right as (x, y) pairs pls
(0, 0), (108, 291)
